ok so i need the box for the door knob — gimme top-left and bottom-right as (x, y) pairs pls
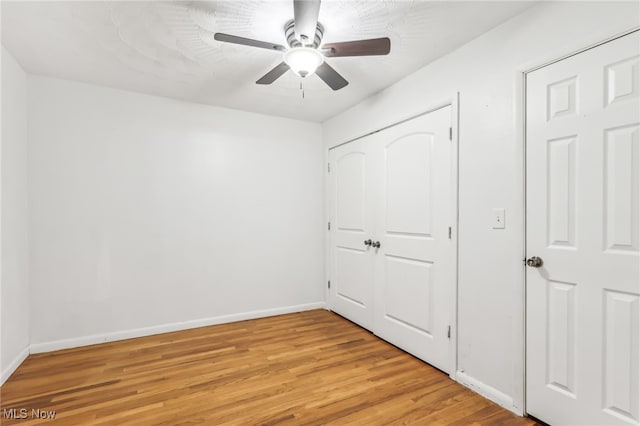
(526, 256), (543, 268)
(364, 239), (372, 247)
(372, 241), (381, 249)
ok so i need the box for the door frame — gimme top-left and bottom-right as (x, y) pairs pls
(324, 94), (460, 378)
(516, 26), (640, 416)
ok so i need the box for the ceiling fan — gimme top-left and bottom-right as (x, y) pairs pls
(213, 0), (391, 90)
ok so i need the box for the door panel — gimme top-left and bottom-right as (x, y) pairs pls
(335, 247), (368, 307)
(545, 279), (577, 397)
(546, 135), (576, 248)
(336, 152), (366, 231)
(373, 106), (453, 372)
(385, 133), (433, 236)
(526, 31), (640, 426)
(383, 255), (434, 335)
(605, 124), (639, 252)
(328, 140), (375, 330)
(603, 290), (639, 420)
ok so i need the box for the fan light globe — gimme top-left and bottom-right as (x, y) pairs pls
(283, 47), (324, 78)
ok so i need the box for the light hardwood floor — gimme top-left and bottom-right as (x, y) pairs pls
(1, 310), (539, 425)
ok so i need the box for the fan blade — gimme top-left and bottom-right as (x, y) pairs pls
(214, 33), (286, 52)
(316, 62), (348, 91)
(322, 37), (390, 57)
(256, 62), (290, 85)
(293, 0), (321, 44)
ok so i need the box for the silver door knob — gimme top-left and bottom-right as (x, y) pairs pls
(372, 241), (381, 249)
(364, 239), (372, 247)
(526, 256), (543, 268)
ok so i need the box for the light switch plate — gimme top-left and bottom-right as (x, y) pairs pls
(492, 208), (505, 229)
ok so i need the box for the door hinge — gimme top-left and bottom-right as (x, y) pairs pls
(328, 163), (331, 173)
(447, 325), (451, 339)
(449, 127), (453, 141)
(328, 221), (331, 231)
(328, 280), (331, 289)
(448, 226), (452, 239)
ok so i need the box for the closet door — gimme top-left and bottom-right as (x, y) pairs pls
(328, 137), (376, 330)
(372, 106), (454, 372)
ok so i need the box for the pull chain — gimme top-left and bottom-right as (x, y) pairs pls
(300, 79), (305, 99)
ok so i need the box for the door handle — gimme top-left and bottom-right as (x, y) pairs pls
(372, 241), (381, 249)
(526, 256), (543, 268)
(364, 239), (372, 247)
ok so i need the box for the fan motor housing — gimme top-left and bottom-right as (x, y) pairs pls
(285, 19), (324, 48)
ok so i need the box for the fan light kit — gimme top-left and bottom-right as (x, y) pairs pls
(284, 47), (324, 77)
(213, 0), (391, 90)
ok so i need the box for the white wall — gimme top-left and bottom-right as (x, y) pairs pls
(1, 46), (30, 383)
(322, 1), (640, 413)
(27, 76), (325, 349)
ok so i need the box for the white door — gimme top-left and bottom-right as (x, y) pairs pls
(328, 106), (456, 371)
(328, 137), (376, 330)
(372, 106), (455, 372)
(526, 32), (640, 426)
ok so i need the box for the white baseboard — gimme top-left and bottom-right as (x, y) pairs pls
(1, 346), (30, 386)
(456, 371), (522, 416)
(30, 302), (326, 354)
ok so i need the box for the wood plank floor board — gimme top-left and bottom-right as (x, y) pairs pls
(1, 310), (538, 425)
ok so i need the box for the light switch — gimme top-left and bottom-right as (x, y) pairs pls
(492, 208), (505, 229)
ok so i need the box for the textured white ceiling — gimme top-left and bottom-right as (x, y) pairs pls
(1, 1), (535, 122)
